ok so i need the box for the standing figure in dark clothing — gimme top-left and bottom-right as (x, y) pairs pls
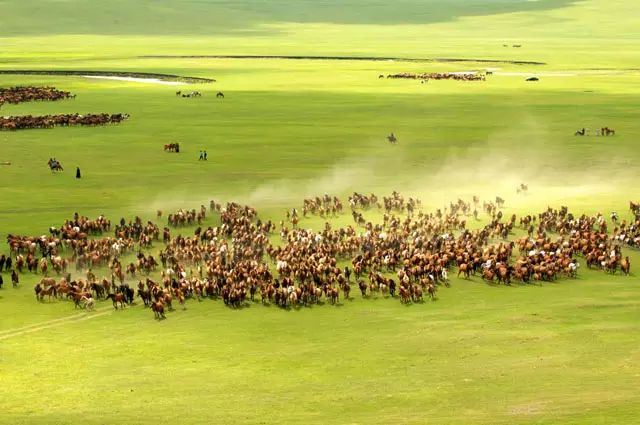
(203, 150), (208, 161)
(76, 167), (81, 179)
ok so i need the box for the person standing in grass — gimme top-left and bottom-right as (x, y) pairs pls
(204, 150), (208, 161)
(76, 167), (81, 179)
(199, 151), (203, 161)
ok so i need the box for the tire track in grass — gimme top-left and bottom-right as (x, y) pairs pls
(0, 306), (115, 341)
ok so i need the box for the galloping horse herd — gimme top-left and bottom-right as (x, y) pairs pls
(575, 127), (616, 137)
(0, 86), (128, 130)
(0, 86), (75, 105)
(382, 72), (487, 81)
(0, 113), (129, 130)
(1, 192), (637, 320)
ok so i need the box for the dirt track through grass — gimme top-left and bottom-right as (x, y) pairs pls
(0, 306), (113, 341)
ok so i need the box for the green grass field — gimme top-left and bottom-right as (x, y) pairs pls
(1, 1), (639, 424)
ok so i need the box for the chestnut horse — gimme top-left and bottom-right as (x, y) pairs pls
(107, 293), (126, 309)
(151, 301), (165, 319)
(621, 257), (631, 276)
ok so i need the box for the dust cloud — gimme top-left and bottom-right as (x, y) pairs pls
(140, 116), (633, 217)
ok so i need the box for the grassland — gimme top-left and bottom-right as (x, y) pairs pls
(0, 0), (639, 424)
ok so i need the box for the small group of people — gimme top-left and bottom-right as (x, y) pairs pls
(198, 151), (208, 161)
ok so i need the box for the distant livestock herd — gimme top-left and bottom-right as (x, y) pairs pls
(0, 85), (128, 131)
(0, 113), (129, 130)
(0, 86), (75, 105)
(382, 72), (486, 81)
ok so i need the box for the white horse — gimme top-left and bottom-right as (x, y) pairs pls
(276, 260), (288, 273)
(441, 269), (449, 283)
(81, 295), (95, 310)
(111, 241), (123, 257)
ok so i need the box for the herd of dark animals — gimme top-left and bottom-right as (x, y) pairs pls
(575, 127), (616, 136)
(0, 86), (75, 106)
(379, 71), (538, 83)
(0, 194), (638, 321)
(0, 86), (128, 130)
(0, 86), (224, 132)
(0, 113), (129, 131)
(382, 72), (487, 81)
(176, 90), (225, 99)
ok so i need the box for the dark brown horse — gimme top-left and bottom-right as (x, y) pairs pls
(38, 285), (57, 301)
(341, 282), (351, 300)
(357, 280), (367, 297)
(107, 293), (126, 309)
(427, 283), (437, 300)
(137, 288), (151, 306)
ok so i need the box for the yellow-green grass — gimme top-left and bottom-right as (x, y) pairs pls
(1, 0), (639, 424)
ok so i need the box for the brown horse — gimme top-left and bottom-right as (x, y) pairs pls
(621, 257), (631, 275)
(38, 285), (57, 301)
(427, 283), (437, 300)
(399, 286), (411, 304)
(99, 278), (110, 295)
(458, 263), (470, 279)
(151, 301), (165, 319)
(39, 258), (48, 276)
(107, 293), (126, 309)
(357, 280), (368, 297)
(40, 277), (56, 287)
(175, 289), (186, 310)
(163, 293), (173, 311)
(411, 285), (423, 302)
(497, 266), (511, 285)
(482, 269), (495, 282)
(329, 287), (339, 305)
(342, 282), (351, 300)
(34, 283), (42, 299)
